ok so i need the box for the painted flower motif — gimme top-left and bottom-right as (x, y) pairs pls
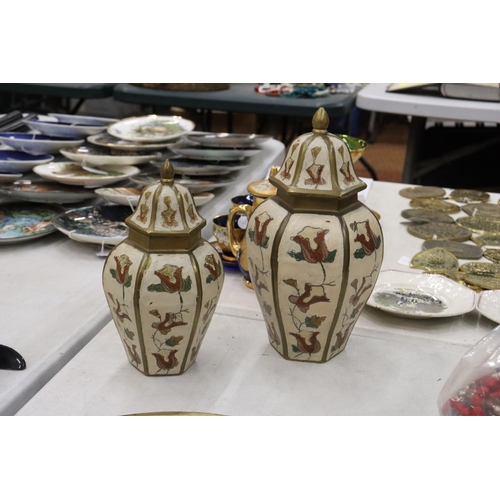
(289, 227), (336, 264)
(152, 264), (191, 293)
(204, 254), (222, 283)
(286, 283), (330, 313)
(249, 211), (273, 248)
(112, 254), (132, 285)
(352, 220), (381, 258)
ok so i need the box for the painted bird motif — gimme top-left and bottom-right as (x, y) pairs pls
(289, 332), (321, 355)
(152, 350), (179, 373)
(354, 220), (378, 256)
(125, 342), (141, 366)
(108, 293), (131, 323)
(288, 283), (330, 313)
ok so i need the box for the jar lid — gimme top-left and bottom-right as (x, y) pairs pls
(247, 166), (278, 198)
(270, 108), (366, 203)
(125, 160), (206, 251)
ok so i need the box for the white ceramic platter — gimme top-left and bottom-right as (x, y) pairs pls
(0, 133), (84, 155)
(25, 117), (107, 138)
(48, 113), (117, 126)
(0, 172), (22, 182)
(33, 162), (140, 189)
(167, 144), (260, 161)
(0, 180), (96, 204)
(477, 290), (500, 324)
(87, 132), (174, 151)
(0, 151), (54, 173)
(186, 133), (271, 148)
(107, 115), (195, 143)
(60, 145), (161, 166)
(367, 269), (477, 319)
(52, 205), (131, 245)
(94, 186), (143, 207)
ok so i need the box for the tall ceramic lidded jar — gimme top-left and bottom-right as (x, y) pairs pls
(102, 160), (224, 375)
(246, 108), (383, 362)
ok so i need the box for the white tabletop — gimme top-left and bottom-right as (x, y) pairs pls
(17, 180), (500, 416)
(0, 139), (285, 416)
(356, 83), (500, 123)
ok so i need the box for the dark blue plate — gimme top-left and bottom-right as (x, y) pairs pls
(0, 151), (53, 161)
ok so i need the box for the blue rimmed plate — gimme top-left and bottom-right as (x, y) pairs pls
(0, 151), (54, 173)
(0, 132), (84, 155)
(48, 113), (117, 127)
(25, 116), (108, 138)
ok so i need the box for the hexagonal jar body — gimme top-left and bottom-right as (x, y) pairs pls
(245, 108), (384, 363)
(103, 241), (223, 375)
(102, 160), (224, 375)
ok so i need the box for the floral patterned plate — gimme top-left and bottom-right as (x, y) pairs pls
(367, 269), (476, 318)
(60, 145), (162, 166)
(52, 205), (132, 245)
(107, 115), (195, 143)
(0, 180), (97, 204)
(0, 202), (61, 244)
(477, 290), (500, 324)
(33, 162), (140, 188)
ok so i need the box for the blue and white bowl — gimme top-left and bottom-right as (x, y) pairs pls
(0, 151), (54, 173)
(0, 133), (84, 155)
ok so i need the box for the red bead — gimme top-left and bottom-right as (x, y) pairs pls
(489, 391), (500, 399)
(471, 407), (484, 416)
(479, 376), (499, 389)
(471, 395), (484, 407)
(474, 386), (491, 397)
(461, 408), (472, 416)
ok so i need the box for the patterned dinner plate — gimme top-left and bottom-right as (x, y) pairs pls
(60, 144), (161, 166)
(87, 132), (175, 151)
(0, 202), (61, 244)
(367, 269), (476, 318)
(107, 115), (195, 143)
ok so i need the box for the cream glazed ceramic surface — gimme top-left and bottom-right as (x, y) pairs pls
(102, 160), (224, 376)
(247, 200), (382, 362)
(245, 108), (384, 363)
(103, 241), (223, 375)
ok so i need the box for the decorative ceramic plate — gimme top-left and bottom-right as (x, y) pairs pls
(174, 174), (238, 193)
(107, 115), (195, 143)
(47, 113), (117, 126)
(462, 203), (500, 219)
(52, 205), (131, 245)
(25, 117), (107, 138)
(367, 269), (476, 318)
(185, 132), (271, 148)
(0, 151), (54, 173)
(94, 186), (143, 207)
(0, 172), (22, 183)
(167, 144), (260, 161)
(60, 145), (161, 166)
(0, 180), (97, 204)
(129, 171), (159, 187)
(152, 158), (249, 173)
(87, 132), (175, 151)
(0, 202), (61, 244)
(33, 162), (140, 188)
(477, 290), (500, 323)
(399, 186), (446, 199)
(0, 132), (84, 155)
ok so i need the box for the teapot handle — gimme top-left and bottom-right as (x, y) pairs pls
(228, 204), (253, 258)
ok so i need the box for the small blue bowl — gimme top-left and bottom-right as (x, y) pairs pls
(0, 151), (54, 173)
(231, 194), (254, 206)
(0, 132), (83, 155)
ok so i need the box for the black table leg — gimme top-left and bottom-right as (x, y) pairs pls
(358, 157), (378, 180)
(402, 116), (426, 184)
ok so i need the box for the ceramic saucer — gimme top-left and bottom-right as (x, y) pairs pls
(168, 143), (260, 161)
(477, 290), (500, 323)
(94, 186), (143, 207)
(33, 162), (140, 188)
(0, 151), (54, 173)
(175, 174), (238, 193)
(367, 269), (476, 318)
(0, 202), (61, 244)
(60, 144), (161, 166)
(47, 113), (117, 126)
(107, 115), (195, 143)
(0, 132), (84, 155)
(0, 180), (97, 204)
(0, 172), (23, 183)
(52, 205), (132, 245)
(87, 132), (174, 151)
(185, 132), (271, 148)
(25, 116), (108, 138)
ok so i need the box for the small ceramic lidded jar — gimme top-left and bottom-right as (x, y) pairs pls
(246, 108), (383, 363)
(102, 160), (224, 375)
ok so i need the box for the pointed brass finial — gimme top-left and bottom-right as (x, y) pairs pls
(160, 159), (175, 185)
(312, 107), (329, 134)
